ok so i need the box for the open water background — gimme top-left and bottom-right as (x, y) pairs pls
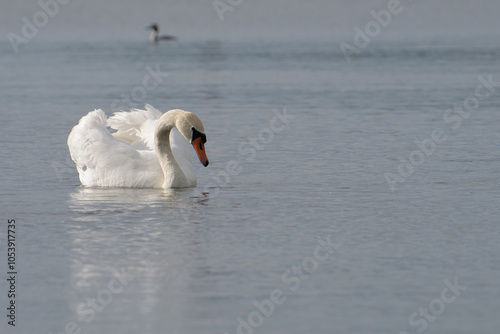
(1, 1), (499, 333)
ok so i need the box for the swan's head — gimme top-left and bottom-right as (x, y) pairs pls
(166, 109), (209, 167)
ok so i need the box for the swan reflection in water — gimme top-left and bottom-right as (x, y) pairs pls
(68, 186), (209, 222)
(66, 186), (212, 326)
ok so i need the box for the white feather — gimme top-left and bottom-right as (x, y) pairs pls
(107, 104), (162, 150)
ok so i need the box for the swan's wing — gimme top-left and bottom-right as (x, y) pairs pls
(68, 109), (163, 188)
(107, 104), (162, 150)
(171, 128), (196, 185)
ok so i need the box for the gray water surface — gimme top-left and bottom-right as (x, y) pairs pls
(1, 37), (499, 334)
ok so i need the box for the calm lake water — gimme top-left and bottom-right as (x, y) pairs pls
(1, 35), (499, 334)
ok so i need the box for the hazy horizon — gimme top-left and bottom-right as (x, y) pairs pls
(2, 0), (500, 42)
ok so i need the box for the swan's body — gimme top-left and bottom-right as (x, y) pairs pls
(147, 23), (176, 42)
(67, 105), (209, 188)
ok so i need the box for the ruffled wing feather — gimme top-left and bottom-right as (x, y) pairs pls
(107, 104), (162, 150)
(67, 109), (163, 187)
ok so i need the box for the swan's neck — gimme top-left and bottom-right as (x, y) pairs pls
(155, 126), (188, 188)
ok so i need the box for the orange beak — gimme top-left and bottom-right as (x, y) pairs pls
(192, 137), (209, 167)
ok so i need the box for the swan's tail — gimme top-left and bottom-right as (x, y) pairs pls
(74, 109), (107, 129)
(67, 109), (108, 171)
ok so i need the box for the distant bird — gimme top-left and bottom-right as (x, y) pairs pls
(147, 23), (177, 42)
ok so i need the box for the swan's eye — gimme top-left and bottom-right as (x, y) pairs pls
(192, 128), (207, 144)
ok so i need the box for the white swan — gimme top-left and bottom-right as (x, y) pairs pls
(67, 105), (209, 188)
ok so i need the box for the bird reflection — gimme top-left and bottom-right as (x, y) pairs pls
(65, 186), (214, 328)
